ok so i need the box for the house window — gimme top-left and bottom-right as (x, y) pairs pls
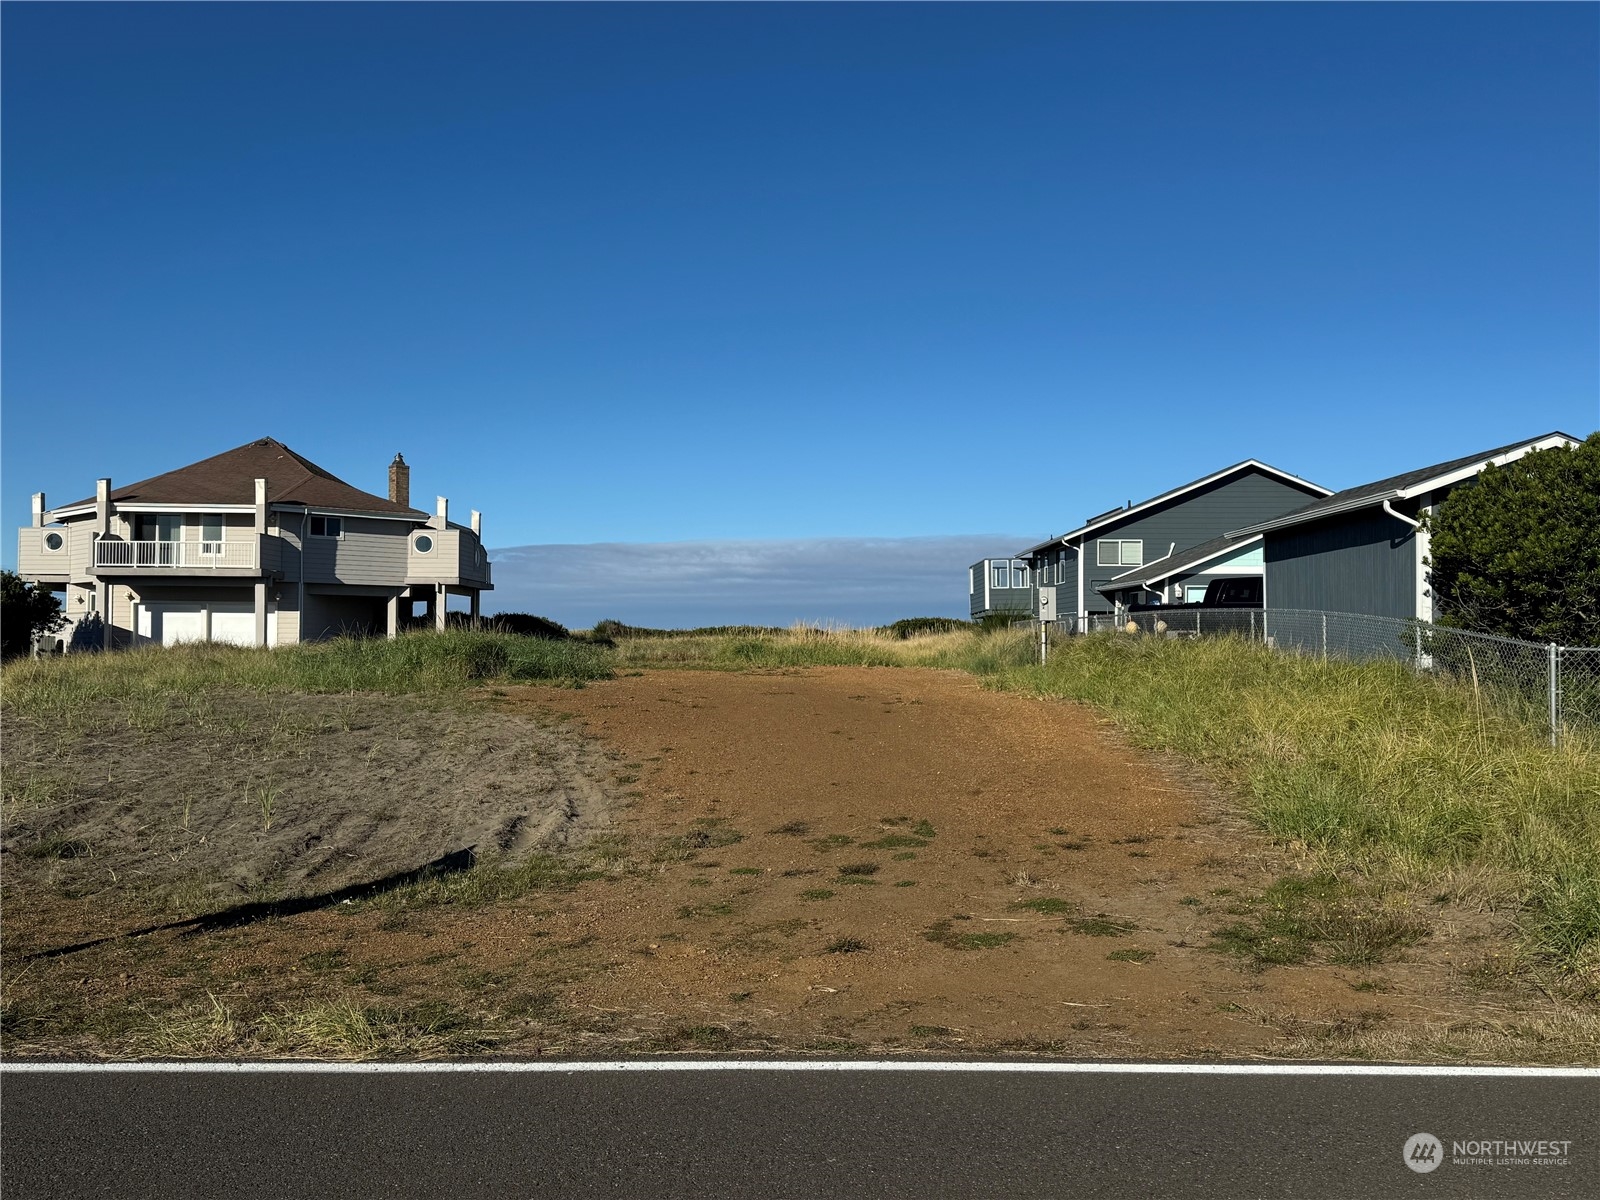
(991, 564), (1009, 589)
(200, 517), (224, 555)
(309, 516), (343, 538)
(1011, 564), (1028, 589)
(43, 532), (64, 552)
(1055, 558), (1067, 585)
(135, 514), (181, 542)
(414, 534), (434, 554)
(1096, 539), (1143, 567)
(1186, 585), (1207, 603)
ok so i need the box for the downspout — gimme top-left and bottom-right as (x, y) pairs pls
(1382, 499), (1424, 626)
(1381, 499), (1419, 529)
(1075, 538), (1085, 634)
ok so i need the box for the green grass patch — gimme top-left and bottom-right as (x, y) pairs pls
(825, 936), (870, 954)
(1107, 948), (1156, 964)
(1010, 897), (1076, 915)
(1064, 916), (1137, 938)
(1210, 873), (1427, 970)
(923, 920), (1018, 951)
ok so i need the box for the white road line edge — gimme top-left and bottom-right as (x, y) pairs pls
(2, 1060), (1595, 1077)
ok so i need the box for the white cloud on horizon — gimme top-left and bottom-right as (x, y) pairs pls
(485, 534), (1042, 629)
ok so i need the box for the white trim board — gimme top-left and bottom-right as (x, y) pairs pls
(1, 1060), (1594, 1077)
(1395, 434), (1578, 499)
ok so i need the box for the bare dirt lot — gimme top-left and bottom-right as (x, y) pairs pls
(1, 666), (1566, 1060)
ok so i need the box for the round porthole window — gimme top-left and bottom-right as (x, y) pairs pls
(414, 534), (434, 553)
(44, 532), (64, 551)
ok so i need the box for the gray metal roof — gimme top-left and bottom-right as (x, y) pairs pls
(1228, 432), (1581, 537)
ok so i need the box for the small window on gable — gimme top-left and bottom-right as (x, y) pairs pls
(310, 516), (343, 538)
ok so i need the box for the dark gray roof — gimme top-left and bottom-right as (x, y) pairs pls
(1017, 459), (1329, 556)
(1229, 432), (1580, 537)
(1099, 532), (1258, 591)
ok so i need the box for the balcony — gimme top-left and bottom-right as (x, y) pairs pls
(93, 537), (260, 573)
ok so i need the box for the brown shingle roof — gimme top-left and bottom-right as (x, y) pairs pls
(62, 439), (427, 517)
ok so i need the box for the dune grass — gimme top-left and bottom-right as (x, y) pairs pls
(608, 621), (1035, 671)
(990, 634), (1600, 984)
(1, 629), (612, 731)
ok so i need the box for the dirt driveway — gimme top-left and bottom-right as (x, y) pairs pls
(492, 667), (1488, 1056)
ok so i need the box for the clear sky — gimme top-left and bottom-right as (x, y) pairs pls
(3, 4), (1596, 623)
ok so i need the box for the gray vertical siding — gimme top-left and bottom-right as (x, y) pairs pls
(969, 559), (1034, 618)
(1077, 471), (1325, 568)
(1058, 468), (1324, 619)
(1264, 510), (1416, 619)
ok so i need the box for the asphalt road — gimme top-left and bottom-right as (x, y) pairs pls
(3, 1063), (1595, 1199)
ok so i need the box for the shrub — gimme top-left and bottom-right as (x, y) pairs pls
(484, 612), (571, 640)
(1427, 433), (1600, 644)
(881, 617), (970, 639)
(1, 570), (66, 660)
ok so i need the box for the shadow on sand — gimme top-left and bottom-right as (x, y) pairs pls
(19, 847), (478, 963)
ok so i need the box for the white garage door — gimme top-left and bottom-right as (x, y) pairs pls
(139, 603), (206, 646)
(137, 603), (256, 647)
(208, 606), (257, 647)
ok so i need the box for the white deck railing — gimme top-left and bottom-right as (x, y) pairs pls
(94, 538), (258, 570)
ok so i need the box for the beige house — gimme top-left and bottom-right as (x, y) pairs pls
(15, 438), (492, 650)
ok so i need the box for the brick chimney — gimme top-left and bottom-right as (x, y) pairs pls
(388, 453), (410, 507)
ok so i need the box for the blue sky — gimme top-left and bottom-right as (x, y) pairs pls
(4, 4), (1596, 624)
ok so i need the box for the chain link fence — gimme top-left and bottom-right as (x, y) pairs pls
(1043, 608), (1598, 745)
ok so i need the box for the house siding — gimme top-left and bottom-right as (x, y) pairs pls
(1044, 469), (1325, 620)
(1264, 509), (1417, 619)
(970, 559), (1035, 619)
(301, 517), (408, 587)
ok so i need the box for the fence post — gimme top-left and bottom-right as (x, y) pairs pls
(1250, 610), (1256, 643)
(1549, 643), (1560, 748)
(1321, 613), (1328, 660)
(1040, 620), (1047, 666)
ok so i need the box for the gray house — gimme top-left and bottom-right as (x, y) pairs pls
(15, 438), (493, 651)
(968, 558), (1036, 620)
(1231, 432), (1581, 623)
(1005, 460), (1330, 629)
